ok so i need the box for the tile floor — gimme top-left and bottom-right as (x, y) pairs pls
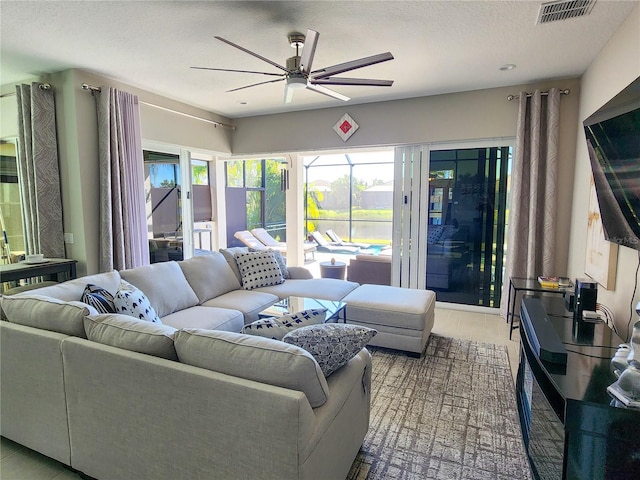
(0, 306), (520, 480)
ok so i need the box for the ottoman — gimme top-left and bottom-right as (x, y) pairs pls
(342, 284), (436, 356)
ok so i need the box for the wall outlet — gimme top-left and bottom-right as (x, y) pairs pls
(63, 233), (74, 244)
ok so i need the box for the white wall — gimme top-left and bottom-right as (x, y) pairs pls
(568, 4), (640, 338)
(232, 78), (581, 278)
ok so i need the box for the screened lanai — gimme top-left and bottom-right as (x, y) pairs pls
(303, 150), (394, 247)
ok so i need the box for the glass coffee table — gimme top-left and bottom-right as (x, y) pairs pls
(259, 296), (346, 323)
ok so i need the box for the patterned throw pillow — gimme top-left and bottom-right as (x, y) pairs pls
(427, 226), (444, 244)
(234, 251), (285, 290)
(81, 284), (116, 314)
(269, 249), (290, 279)
(243, 308), (327, 340)
(113, 280), (162, 323)
(283, 323), (377, 376)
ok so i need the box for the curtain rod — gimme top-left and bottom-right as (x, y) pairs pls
(507, 88), (570, 101)
(81, 83), (235, 130)
(0, 83), (52, 99)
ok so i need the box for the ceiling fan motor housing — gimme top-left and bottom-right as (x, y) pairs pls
(286, 56), (302, 72)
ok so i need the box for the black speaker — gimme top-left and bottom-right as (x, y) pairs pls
(574, 278), (597, 322)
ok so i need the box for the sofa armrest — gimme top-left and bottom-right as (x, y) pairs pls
(287, 266), (314, 279)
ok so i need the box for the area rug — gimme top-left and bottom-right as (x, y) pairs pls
(346, 335), (532, 480)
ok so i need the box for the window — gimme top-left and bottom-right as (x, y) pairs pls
(304, 150), (394, 245)
(224, 158), (287, 245)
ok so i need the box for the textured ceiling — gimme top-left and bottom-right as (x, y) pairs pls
(1, 1), (637, 118)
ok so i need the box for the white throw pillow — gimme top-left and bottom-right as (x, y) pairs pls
(234, 251), (285, 290)
(283, 323), (377, 376)
(113, 280), (162, 323)
(242, 308), (327, 340)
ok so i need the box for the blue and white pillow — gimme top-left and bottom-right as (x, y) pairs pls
(243, 308), (327, 340)
(113, 280), (162, 323)
(81, 284), (116, 314)
(283, 323), (377, 376)
(234, 251), (285, 290)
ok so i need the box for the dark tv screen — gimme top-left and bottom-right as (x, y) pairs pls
(584, 90), (640, 251)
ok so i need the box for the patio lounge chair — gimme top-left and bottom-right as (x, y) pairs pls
(250, 228), (317, 260)
(310, 231), (360, 254)
(325, 230), (371, 249)
(234, 230), (267, 250)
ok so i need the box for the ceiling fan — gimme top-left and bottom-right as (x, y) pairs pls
(192, 29), (394, 103)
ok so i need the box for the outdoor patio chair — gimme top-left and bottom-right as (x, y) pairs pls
(325, 230), (371, 249)
(310, 231), (360, 254)
(250, 228), (317, 260)
(233, 230), (267, 250)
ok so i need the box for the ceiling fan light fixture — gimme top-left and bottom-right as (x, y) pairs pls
(287, 76), (307, 90)
(288, 32), (305, 49)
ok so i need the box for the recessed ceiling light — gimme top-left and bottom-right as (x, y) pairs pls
(236, 101), (248, 105)
(500, 64), (517, 71)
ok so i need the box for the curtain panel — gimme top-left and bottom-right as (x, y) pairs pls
(96, 87), (149, 271)
(15, 83), (65, 258)
(500, 88), (560, 317)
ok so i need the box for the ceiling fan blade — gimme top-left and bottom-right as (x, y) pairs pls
(191, 66), (284, 77)
(311, 52), (394, 80)
(214, 35), (290, 73)
(306, 83), (350, 102)
(311, 77), (394, 87)
(226, 77), (285, 93)
(299, 29), (319, 75)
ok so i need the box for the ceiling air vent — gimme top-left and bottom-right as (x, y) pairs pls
(537, 0), (596, 24)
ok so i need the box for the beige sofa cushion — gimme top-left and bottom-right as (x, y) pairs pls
(256, 278), (359, 301)
(201, 289), (279, 324)
(174, 329), (329, 407)
(161, 305), (244, 332)
(84, 314), (178, 360)
(220, 247), (249, 284)
(1, 294), (95, 338)
(178, 253), (241, 303)
(120, 261), (198, 317)
(343, 284), (436, 330)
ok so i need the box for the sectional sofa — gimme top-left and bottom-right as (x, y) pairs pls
(0, 251), (371, 480)
(1, 248), (435, 479)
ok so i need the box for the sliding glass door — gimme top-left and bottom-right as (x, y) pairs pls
(143, 148), (214, 263)
(393, 141), (511, 307)
(427, 144), (510, 307)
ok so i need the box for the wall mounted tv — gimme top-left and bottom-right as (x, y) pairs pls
(583, 77), (640, 251)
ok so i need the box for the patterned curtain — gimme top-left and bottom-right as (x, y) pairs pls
(15, 83), (65, 258)
(500, 88), (560, 317)
(95, 87), (149, 271)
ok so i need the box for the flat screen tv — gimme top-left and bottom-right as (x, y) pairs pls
(583, 77), (640, 251)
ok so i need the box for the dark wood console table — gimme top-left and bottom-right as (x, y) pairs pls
(0, 258), (77, 284)
(516, 296), (640, 480)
